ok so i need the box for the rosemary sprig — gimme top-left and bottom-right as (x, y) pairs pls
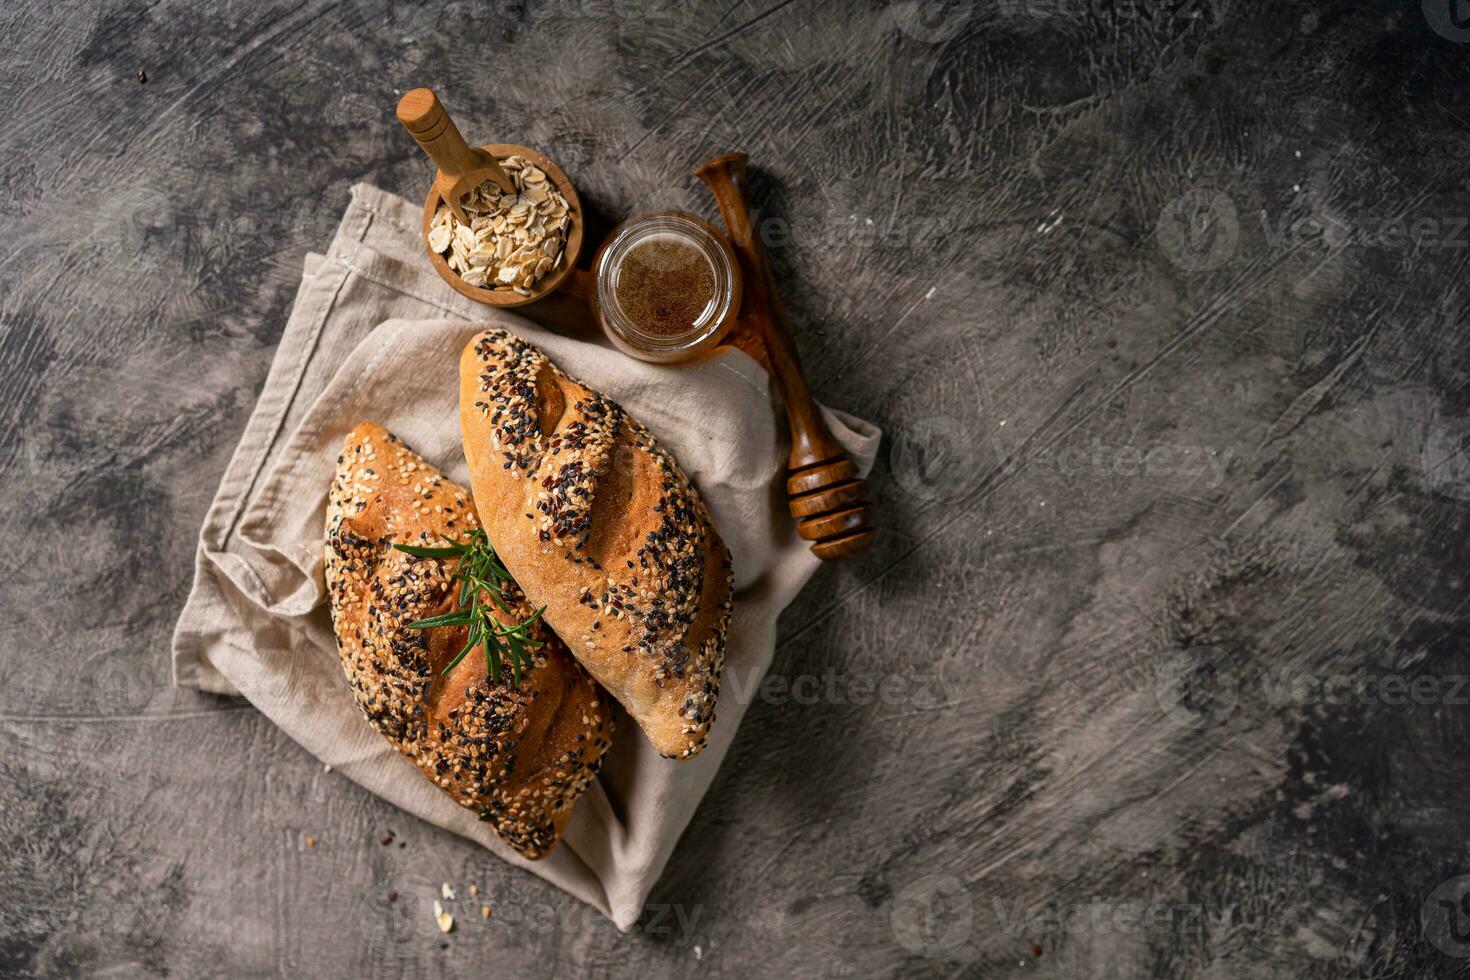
(392, 528), (545, 685)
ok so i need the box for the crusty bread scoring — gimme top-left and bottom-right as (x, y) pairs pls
(459, 330), (732, 758)
(325, 422), (612, 858)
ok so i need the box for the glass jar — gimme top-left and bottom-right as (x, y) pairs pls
(592, 211), (741, 362)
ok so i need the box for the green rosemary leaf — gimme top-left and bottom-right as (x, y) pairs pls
(484, 634), (501, 683)
(506, 633), (523, 684)
(441, 633), (477, 676)
(398, 527), (542, 688)
(392, 543), (462, 559)
(491, 605), (545, 636)
(505, 631), (525, 670)
(406, 609), (475, 630)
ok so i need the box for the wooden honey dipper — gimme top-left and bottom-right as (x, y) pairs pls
(694, 152), (876, 561)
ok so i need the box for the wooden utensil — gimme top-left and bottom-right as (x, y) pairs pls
(695, 152), (876, 561)
(398, 89), (586, 308)
(396, 89), (515, 222)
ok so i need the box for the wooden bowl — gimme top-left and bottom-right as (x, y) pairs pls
(419, 143), (585, 308)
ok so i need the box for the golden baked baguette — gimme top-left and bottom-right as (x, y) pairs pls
(325, 422), (612, 859)
(459, 330), (732, 759)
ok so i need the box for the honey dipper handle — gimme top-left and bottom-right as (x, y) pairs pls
(694, 152), (876, 561)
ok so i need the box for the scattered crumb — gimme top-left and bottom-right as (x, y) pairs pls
(305, 836), (317, 847)
(469, 885), (478, 896)
(434, 900), (454, 933)
(694, 945), (703, 960)
(481, 905), (491, 919)
(441, 883), (456, 900)
(381, 836), (394, 846)
(137, 69), (146, 84)
(387, 891), (398, 903)
(322, 763), (332, 773)
(924, 286), (936, 300)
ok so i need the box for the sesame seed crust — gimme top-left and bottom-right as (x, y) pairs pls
(459, 330), (733, 759)
(324, 422), (613, 859)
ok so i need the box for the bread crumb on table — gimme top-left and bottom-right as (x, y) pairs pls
(434, 900), (454, 933)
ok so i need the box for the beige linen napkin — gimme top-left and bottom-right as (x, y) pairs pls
(171, 183), (880, 930)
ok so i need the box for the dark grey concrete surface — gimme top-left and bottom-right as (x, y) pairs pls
(4, 0), (1470, 977)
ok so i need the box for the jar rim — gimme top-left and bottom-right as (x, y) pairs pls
(594, 211), (738, 353)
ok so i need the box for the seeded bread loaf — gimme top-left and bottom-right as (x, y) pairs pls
(458, 330), (733, 759)
(325, 422), (612, 859)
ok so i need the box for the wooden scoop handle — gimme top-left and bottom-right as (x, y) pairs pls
(396, 88), (515, 220)
(694, 152), (876, 561)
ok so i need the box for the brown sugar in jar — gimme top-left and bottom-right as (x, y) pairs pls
(594, 212), (740, 362)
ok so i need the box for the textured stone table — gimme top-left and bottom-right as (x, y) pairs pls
(4, 1), (1470, 977)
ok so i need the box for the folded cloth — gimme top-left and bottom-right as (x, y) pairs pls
(171, 183), (880, 930)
